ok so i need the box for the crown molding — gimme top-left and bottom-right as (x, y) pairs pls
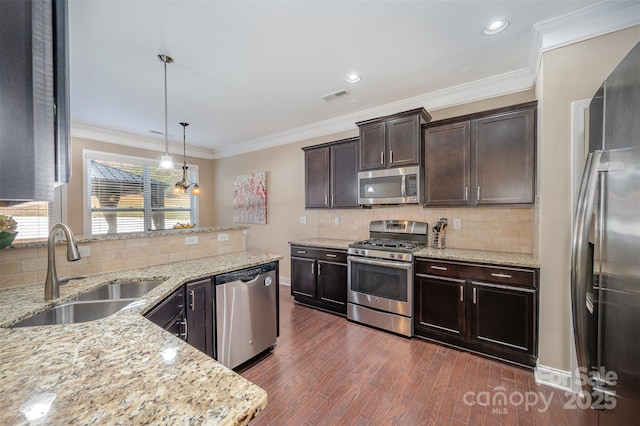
(211, 68), (535, 159)
(534, 1), (639, 53)
(75, 1), (638, 161)
(72, 123), (216, 160)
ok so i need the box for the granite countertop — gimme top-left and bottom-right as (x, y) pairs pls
(414, 247), (539, 268)
(289, 238), (538, 268)
(289, 238), (352, 251)
(8, 226), (249, 249)
(0, 251), (281, 425)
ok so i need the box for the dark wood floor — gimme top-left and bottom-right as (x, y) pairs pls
(240, 286), (595, 425)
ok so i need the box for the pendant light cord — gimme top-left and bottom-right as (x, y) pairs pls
(164, 60), (169, 155)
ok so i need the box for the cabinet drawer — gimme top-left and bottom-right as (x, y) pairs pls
(415, 260), (465, 279)
(465, 265), (536, 289)
(290, 246), (347, 263)
(416, 260), (537, 289)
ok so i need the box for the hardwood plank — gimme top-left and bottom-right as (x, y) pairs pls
(240, 285), (597, 425)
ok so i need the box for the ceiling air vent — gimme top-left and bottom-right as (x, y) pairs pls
(321, 89), (349, 101)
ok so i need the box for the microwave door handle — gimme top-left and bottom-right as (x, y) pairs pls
(570, 151), (602, 390)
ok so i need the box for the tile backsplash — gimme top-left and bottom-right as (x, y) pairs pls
(317, 205), (533, 254)
(0, 230), (245, 290)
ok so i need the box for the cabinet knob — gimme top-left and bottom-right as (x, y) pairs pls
(380, 151), (384, 164)
(326, 253), (337, 258)
(460, 285), (464, 302)
(389, 150), (393, 163)
(477, 186), (481, 200)
(189, 290), (195, 311)
(465, 186), (469, 201)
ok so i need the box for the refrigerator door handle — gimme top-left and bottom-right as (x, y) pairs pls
(570, 150), (603, 390)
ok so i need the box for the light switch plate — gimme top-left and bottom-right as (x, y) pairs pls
(217, 233), (229, 241)
(185, 235), (199, 245)
(453, 218), (461, 230)
(300, 216), (307, 224)
(334, 217), (340, 225)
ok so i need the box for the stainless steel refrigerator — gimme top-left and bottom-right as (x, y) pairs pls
(571, 42), (639, 425)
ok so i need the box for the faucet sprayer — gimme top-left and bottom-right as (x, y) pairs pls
(44, 223), (81, 300)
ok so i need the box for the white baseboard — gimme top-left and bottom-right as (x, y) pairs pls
(279, 276), (290, 286)
(535, 364), (574, 393)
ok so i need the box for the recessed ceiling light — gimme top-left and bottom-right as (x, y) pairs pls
(345, 73), (361, 83)
(483, 19), (509, 35)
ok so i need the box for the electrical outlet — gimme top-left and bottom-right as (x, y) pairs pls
(453, 218), (461, 230)
(217, 233), (229, 241)
(242, 229), (248, 235)
(185, 235), (199, 245)
(300, 216), (307, 224)
(334, 217), (340, 225)
(78, 246), (91, 257)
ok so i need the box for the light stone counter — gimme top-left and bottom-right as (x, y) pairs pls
(289, 238), (538, 268)
(415, 247), (539, 268)
(0, 251), (281, 425)
(289, 238), (352, 251)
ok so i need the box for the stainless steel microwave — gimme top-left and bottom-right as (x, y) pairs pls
(358, 166), (422, 205)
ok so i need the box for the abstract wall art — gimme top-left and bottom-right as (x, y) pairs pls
(233, 172), (267, 224)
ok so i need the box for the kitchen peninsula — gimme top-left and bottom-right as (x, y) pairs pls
(0, 246), (281, 425)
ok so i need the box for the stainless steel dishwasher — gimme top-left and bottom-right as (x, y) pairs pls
(214, 262), (278, 369)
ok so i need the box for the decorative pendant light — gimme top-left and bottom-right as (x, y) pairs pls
(174, 122), (200, 195)
(158, 54), (174, 169)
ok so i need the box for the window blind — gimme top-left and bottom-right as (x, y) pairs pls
(86, 154), (198, 235)
(0, 201), (51, 240)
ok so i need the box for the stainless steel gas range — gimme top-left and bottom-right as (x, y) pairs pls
(347, 220), (428, 337)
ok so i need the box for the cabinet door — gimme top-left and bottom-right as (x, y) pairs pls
(387, 115), (421, 167)
(317, 260), (347, 313)
(291, 257), (317, 300)
(331, 140), (359, 207)
(474, 109), (535, 204)
(185, 278), (214, 356)
(415, 274), (466, 337)
(470, 283), (535, 355)
(359, 122), (386, 170)
(305, 147), (330, 208)
(145, 286), (185, 338)
(424, 121), (471, 206)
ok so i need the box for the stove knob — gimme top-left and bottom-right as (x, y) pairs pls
(389, 253), (395, 259)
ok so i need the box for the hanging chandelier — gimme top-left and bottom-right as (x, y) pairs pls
(158, 54), (174, 169)
(174, 122), (200, 195)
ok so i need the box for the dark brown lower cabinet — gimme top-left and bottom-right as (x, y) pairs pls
(185, 278), (214, 357)
(144, 286), (186, 340)
(415, 259), (538, 368)
(290, 245), (347, 315)
(144, 278), (214, 357)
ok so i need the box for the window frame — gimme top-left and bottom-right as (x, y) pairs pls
(82, 149), (199, 236)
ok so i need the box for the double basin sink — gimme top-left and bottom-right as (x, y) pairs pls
(12, 280), (164, 328)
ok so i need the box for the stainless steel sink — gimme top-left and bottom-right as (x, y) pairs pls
(11, 300), (135, 328)
(73, 280), (164, 301)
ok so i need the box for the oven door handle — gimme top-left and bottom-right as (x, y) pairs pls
(347, 256), (413, 271)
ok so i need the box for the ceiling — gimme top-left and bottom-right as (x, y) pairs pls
(68, 1), (638, 159)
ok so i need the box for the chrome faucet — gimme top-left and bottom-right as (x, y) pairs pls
(44, 223), (81, 300)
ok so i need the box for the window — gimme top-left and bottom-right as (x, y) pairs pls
(0, 186), (64, 241)
(84, 151), (198, 235)
(0, 201), (51, 240)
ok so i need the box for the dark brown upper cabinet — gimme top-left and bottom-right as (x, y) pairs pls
(423, 101), (536, 207)
(303, 137), (359, 209)
(357, 108), (431, 171)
